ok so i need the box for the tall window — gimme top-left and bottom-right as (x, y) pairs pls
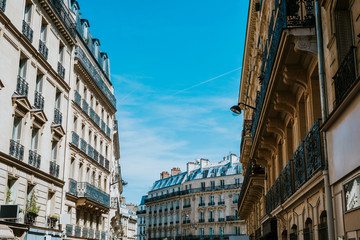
(235, 178), (241, 185)
(220, 179), (225, 188)
(51, 141), (58, 162)
(200, 228), (204, 237)
(31, 128), (40, 152)
(76, 79), (80, 92)
(335, 0), (353, 63)
(55, 91), (61, 110)
(201, 182), (205, 190)
(73, 116), (78, 132)
(36, 74), (43, 93)
(219, 227), (224, 235)
(18, 58), (27, 79)
(209, 211), (213, 220)
(59, 44), (64, 64)
(200, 212), (204, 221)
(83, 87), (87, 100)
(234, 227), (240, 235)
(209, 228), (214, 236)
(90, 95), (94, 108)
(81, 124), (85, 138)
(40, 21), (47, 43)
(6, 178), (18, 204)
(46, 192), (55, 217)
(234, 193), (239, 203)
(219, 210), (223, 220)
(210, 181), (215, 189)
(24, 2), (32, 23)
(88, 130), (92, 145)
(12, 117), (23, 142)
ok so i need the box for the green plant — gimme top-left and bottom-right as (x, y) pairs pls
(26, 191), (40, 215)
(50, 214), (59, 220)
(6, 189), (12, 204)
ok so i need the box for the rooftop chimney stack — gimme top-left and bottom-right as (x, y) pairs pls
(160, 171), (170, 179)
(187, 162), (197, 174)
(171, 167), (181, 176)
(200, 158), (210, 171)
(230, 153), (238, 166)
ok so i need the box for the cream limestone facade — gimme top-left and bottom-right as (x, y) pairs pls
(0, 0), (120, 240)
(236, 0), (360, 240)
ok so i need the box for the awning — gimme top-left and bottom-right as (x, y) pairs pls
(0, 224), (15, 239)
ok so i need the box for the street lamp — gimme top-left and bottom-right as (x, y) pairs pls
(230, 102), (256, 115)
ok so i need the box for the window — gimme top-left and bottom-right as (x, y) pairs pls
(219, 227), (224, 235)
(40, 21), (47, 43)
(51, 141), (58, 162)
(234, 194), (239, 203)
(220, 179), (225, 187)
(234, 227), (240, 235)
(201, 182), (205, 190)
(200, 228), (204, 237)
(100, 141), (103, 154)
(94, 135), (97, 149)
(200, 196), (204, 205)
(36, 74), (43, 93)
(200, 212), (204, 221)
(6, 178), (18, 204)
(59, 44), (64, 64)
(30, 128), (40, 152)
(46, 192), (55, 218)
(209, 228), (214, 236)
(211, 181), (215, 189)
(101, 108), (104, 120)
(18, 58), (27, 79)
(90, 95), (94, 108)
(12, 117), (23, 142)
(107, 115), (110, 125)
(209, 195), (214, 204)
(76, 79), (80, 92)
(88, 130), (92, 145)
(81, 124), (85, 138)
(73, 116), (78, 132)
(55, 91), (61, 109)
(24, 2), (32, 23)
(235, 178), (241, 185)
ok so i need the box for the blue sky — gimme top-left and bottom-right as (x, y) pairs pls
(79, 0), (249, 204)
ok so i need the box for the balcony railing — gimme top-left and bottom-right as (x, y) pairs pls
(183, 204), (191, 208)
(9, 139), (24, 161)
(226, 215), (239, 221)
(82, 99), (89, 114)
(68, 178), (77, 195)
(199, 203), (205, 207)
(218, 201), (225, 205)
(66, 224), (73, 236)
(54, 108), (62, 125)
(22, 20), (33, 42)
(82, 227), (88, 238)
(95, 114), (100, 126)
(183, 220), (191, 224)
(99, 154), (104, 165)
(77, 182), (110, 207)
(208, 218), (214, 222)
(93, 150), (99, 162)
(75, 226), (81, 237)
(80, 138), (87, 152)
(72, 131), (79, 147)
(106, 126), (111, 137)
(265, 120), (323, 213)
(38, 40), (48, 60)
(101, 120), (106, 132)
(333, 46), (358, 106)
(34, 91), (44, 109)
(199, 219), (205, 223)
(251, 0), (315, 142)
(208, 202), (215, 206)
(218, 218), (225, 222)
(105, 159), (109, 170)
(89, 229), (94, 239)
(57, 62), (65, 79)
(28, 150), (41, 169)
(49, 161), (60, 178)
(0, 0), (6, 12)
(17, 75), (29, 96)
(101, 231), (106, 240)
(74, 90), (81, 106)
(75, 47), (116, 108)
(48, 0), (76, 37)
(96, 230), (100, 239)
(87, 145), (94, 158)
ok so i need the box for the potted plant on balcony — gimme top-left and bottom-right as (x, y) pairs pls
(48, 214), (59, 228)
(25, 191), (40, 225)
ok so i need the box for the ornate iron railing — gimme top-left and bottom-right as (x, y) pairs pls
(93, 150), (99, 162)
(294, 141), (306, 191)
(22, 20), (33, 42)
(17, 75), (29, 96)
(75, 46), (116, 108)
(48, 0), (76, 37)
(274, 175), (282, 208)
(57, 62), (65, 79)
(106, 126), (111, 137)
(74, 90), (81, 106)
(9, 139), (24, 161)
(82, 99), (88, 114)
(101, 120), (106, 132)
(49, 161), (59, 178)
(99, 154), (104, 165)
(80, 138), (87, 152)
(226, 215), (239, 221)
(38, 40), (48, 60)
(66, 224), (73, 236)
(54, 108), (62, 125)
(251, 0), (315, 142)
(282, 160), (293, 201)
(28, 150), (41, 169)
(77, 182), (110, 207)
(333, 46), (358, 106)
(72, 131), (79, 147)
(68, 178), (77, 195)
(305, 120), (322, 178)
(87, 145), (94, 158)
(89, 107), (95, 121)
(95, 114), (100, 126)
(89, 229), (94, 239)
(0, 0), (6, 12)
(74, 226), (81, 237)
(82, 227), (88, 238)
(265, 186), (274, 214)
(105, 159), (109, 170)
(34, 91), (44, 109)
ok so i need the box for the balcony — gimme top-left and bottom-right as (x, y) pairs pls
(9, 139), (24, 161)
(57, 62), (65, 79)
(238, 159), (265, 219)
(38, 40), (48, 60)
(183, 204), (191, 209)
(16, 75), (29, 96)
(226, 215), (239, 221)
(74, 226), (81, 237)
(265, 120), (324, 213)
(183, 219), (190, 224)
(0, 0), (6, 12)
(106, 126), (111, 137)
(82, 227), (88, 238)
(54, 108), (62, 125)
(89, 229), (94, 239)
(48, 0), (76, 37)
(199, 219), (205, 223)
(101, 120), (106, 132)
(251, 0), (315, 142)
(199, 203), (205, 207)
(66, 224), (73, 236)
(105, 159), (109, 170)
(95, 114), (100, 126)
(96, 230), (100, 239)
(93, 150), (99, 162)
(34, 91), (44, 109)
(49, 161), (59, 178)
(99, 154), (104, 165)
(101, 231), (106, 240)
(80, 138), (87, 152)
(22, 20), (33, 42)
(28, 150), (41, 169)
(87, 145), (94, 159)
(218, 201), (225, 205)
(333, 46), (358, 105)
(218, 218), (225, 222)
(208, 202), (215, 206)
(77, 182), (110, 207)
(72, 131), (79, 147)
(82, 99), (89, 114)
(208, 218), (214, 222)
(74, 90), (81, 106)
(233, 199), (238, 204)
(68, 178), (77, 196)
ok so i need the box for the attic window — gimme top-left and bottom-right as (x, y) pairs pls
(203, 170), (209, 178)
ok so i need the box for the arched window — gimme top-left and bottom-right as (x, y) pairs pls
(318, 211), (328, 240)
(303, 218), (313, 240)
(290, 224), (297, 240)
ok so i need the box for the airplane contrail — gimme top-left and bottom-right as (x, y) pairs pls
(170, 67), (242, 96)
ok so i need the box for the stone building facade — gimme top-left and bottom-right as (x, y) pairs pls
(0, 0), (121, 239)
(145, 154), (247, 240)
(137, 196), (147, 240)
(234, 0), (360, 239)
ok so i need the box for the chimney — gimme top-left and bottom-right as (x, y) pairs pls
(187, 162), (197, 174)
(200, 158), (209, 171)
(171, 167), (181, 176)
(160, 171), (170, 179)
(230, 153), (238, 166)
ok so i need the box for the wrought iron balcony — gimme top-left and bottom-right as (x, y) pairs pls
(105, 159), (109, 170)
(274, 175), (282, 208)
(28, 150), (41, 169)
(208, 218), (214, 222)
(199, 219), (205, 223)
(101, 120), (106, 132)
(106, 126), (111, 137)
(75, 47), (116, 108)
(218, 201), (225, 205)
(218, 217), (225, 222)
(101, 231), (106, 240)
(294, 141), (306, 190)
(0, 0), (6, 12)
(251, 0), (315, 142)
(89, 107), (95, 121)
(266, 186), (274, 214)
(34, 91), (44, 109)
(80, 138), (87, 152)
(74, 90), (81, 106)
(282, 160), (293, 202)
(82, 99), (88, 114)
(57, 62), (65, 79)
(333, 46), (358, 106)
(72, 131), (79, 147)
(77, 182), (110, 207)
(183, 219), (190, 224)
(305, 120), (323, 178)
(208, 202), (215, 206)
(48, 0), (76, 37)
(9, 139), (24, 161)
(17, 75), (29, 96)
(226, 215), (239, 221)
(68, 178), (77, 195)
(99, 154), (104, 165)
(74, 226), (81, 237)
(38, 40), (48, 60)
(95, 114), (100, 126)
(22, 20), (33, 42)
(49, 161), (59, 178)
(199, 203), (205, 207)
(66, 224), (73, 236)
(87, 145), (94, 158)
(183, 204), (191, 208)
(82, 227), (88, 238)
(93, 150), (99, 162)
(54, 108), (62, 125)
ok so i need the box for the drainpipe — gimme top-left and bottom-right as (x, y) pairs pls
(314, 1), (335, 240)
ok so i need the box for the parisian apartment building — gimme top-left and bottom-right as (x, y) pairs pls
(137, 195), (147, 240)
(234, 0), (360, 240)
(0, 0), (121, 240)
(119, 202), (138, 240)
(145, 154), (247, 240)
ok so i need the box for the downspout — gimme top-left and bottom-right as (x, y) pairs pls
(314, 1), (335, 240)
